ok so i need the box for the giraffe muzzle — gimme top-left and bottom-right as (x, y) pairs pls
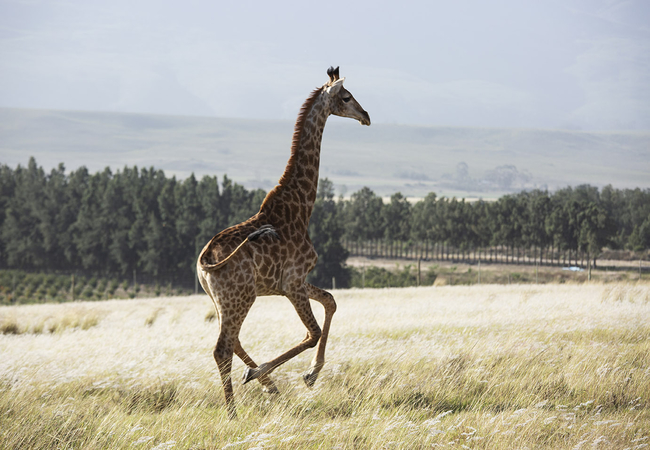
(359, 111), (371, 126)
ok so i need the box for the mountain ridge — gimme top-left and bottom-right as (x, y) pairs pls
(1, 107), (648, 198)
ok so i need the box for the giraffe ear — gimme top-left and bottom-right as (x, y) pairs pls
(326, 77), (345, 95)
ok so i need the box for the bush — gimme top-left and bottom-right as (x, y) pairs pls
(82, 286), (94, 299)
(350, 265), (437, 288)
(43, 274), (56, 288)
(108, 279), (119, 295)
(97, 279), (107, 292)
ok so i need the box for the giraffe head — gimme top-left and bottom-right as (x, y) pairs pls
(323, 66), (371, 126)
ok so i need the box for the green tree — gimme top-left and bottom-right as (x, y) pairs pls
(490, 194), (524, 261)
(2, 158), (49, 268)
(342, 187), (384, 241)
(470, 200), (492, 249)
(41, 164), (77, 270)
(154, 177), (182, 279)
(383, 192), (412, 242)
(0, 164), (17, 267)
(71, 168), (113, 272)
(549, 185), (615, 266)
(601, 185), (650, 251)
(627, 219), (650, 251)
(103, 167), (135, 275)
(519, 190), (551, 263)
(441, 198), (473, 251)
(196, 175), (223, 251)
(307, 179), (350, 289)
(174, 174), (201, 278)
(410, 192), (439, 242)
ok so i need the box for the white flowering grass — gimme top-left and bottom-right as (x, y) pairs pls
(1, 284), (649, 449)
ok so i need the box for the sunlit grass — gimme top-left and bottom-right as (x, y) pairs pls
(0, 306), (101, 335)
(1, 283), (649, 448)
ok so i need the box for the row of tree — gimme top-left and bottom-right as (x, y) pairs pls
(0, 158), (266, 287)
(339, 185), (650, 261)
(0, 158), (648, 289)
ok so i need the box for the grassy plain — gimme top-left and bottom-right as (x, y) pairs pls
(1, 284), (649, 449)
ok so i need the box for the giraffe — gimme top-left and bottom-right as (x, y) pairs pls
(196, 66), (370, 419)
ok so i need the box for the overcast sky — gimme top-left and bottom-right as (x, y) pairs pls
(1, 0), (649, 130)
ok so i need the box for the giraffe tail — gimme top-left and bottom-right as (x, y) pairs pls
(199, 225), (279, 272)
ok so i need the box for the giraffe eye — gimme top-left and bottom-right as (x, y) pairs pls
(342, 96), (351, 103)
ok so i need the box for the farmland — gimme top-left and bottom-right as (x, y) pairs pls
(1, 283), (649, 449)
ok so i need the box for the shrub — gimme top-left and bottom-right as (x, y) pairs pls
(205, 309), (217, 322)
(0, 317), (21, 335)
(97, 279), (107, 292)
(43, 274), (56, 288)
(81, 286), (93, 299)
(108, 279), (119, 296)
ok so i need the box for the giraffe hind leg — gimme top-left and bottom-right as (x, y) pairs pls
(242, 286), (322, 384)
(213, 332), (237, 419)
(208, 269), (258, 419)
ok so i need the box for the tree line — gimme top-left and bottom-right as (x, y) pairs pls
(0, 158), (266, 287)
(339, 185), (650, 268)
(0, 158), (648, 290)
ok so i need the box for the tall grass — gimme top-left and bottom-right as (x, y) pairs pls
(1, 284), (648, 448)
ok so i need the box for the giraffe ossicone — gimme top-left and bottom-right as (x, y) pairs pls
(196, 66), (370, 419)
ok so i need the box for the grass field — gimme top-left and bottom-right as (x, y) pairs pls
(1, 283), (649, 449)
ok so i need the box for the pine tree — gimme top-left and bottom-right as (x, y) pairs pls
(307, 179), (350, 289)
(342, 186), (384, 241)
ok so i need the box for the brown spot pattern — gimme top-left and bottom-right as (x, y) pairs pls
(194, 69), (369, 419)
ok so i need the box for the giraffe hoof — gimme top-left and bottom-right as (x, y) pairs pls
(263, 384), (280, 394)
(242, 367), (258, 384)
(302, 370), (319, 388)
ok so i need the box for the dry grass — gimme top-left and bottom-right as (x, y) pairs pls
(1, 284), (649, 449)
(0, 306), (101, 335)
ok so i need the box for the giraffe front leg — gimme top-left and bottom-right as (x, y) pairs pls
(303, 283), (337, 387)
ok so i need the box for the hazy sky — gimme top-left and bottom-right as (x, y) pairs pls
(1, 0), (649, 130)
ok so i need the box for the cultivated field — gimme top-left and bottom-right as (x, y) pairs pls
(1, 284), (649, 449)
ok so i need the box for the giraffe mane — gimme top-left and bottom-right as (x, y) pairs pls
(260, 86), (324, 211)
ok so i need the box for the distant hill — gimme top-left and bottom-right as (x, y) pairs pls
(1, 107), (648, 199)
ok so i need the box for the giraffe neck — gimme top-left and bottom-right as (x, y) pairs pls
(260, 87), (329, 228)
